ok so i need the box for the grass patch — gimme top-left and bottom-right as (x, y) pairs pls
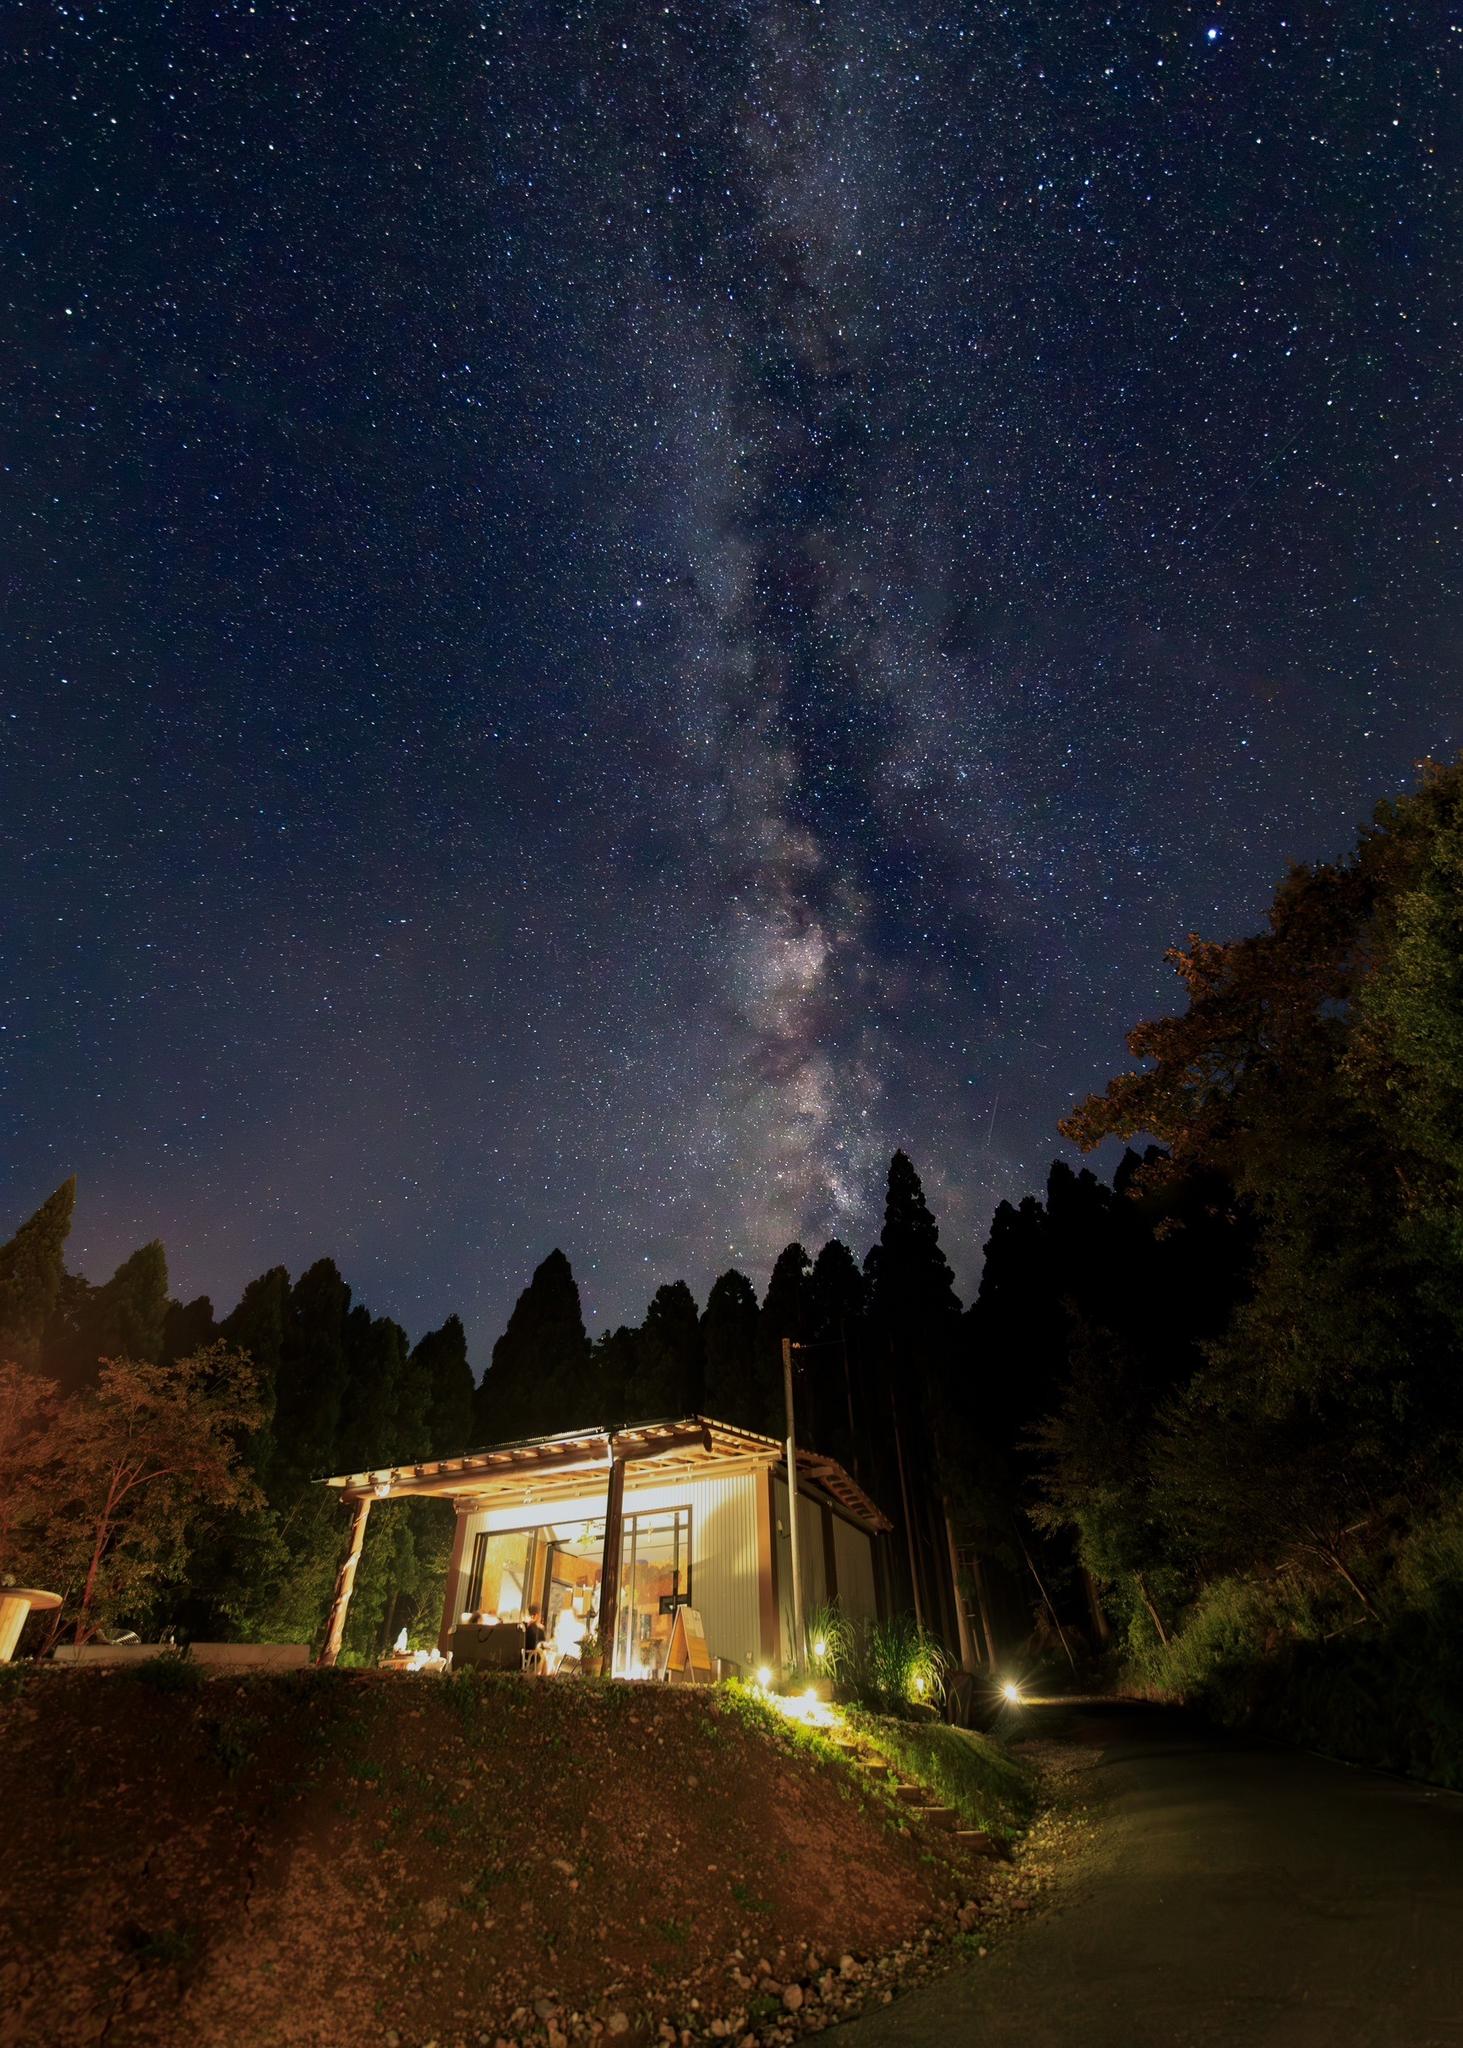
(844, 1709), (1036, 1837)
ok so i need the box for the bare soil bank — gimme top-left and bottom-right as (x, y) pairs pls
(0, 1668), (1019, 2048)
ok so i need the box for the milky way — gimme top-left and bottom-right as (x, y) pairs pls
(4, 3), (1458, 1352)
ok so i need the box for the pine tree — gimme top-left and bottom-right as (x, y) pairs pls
(162, 1294), (218, 1366)
(221, 1268), (290, 1385)
(701, 1270), (759, 1428)
(90, 1241), (171, 1367)
(474, 1250), (588, 1442)
(0, 1177), (75, 1365)
(337, 1311), (409, 1472)
(275, 1259), (351, 1483)
(757, 1242), (812, 1439)
(620, 1281), (702, 1421)
(864, 1154), (964, 1636)
(411, 1314), (475, 1456)
(804, 1239), (866, 1465)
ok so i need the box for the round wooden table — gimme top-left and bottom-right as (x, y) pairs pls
(0, 1588), (62, 1662)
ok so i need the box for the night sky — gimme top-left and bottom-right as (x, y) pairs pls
(5, 2), (1458, 1357)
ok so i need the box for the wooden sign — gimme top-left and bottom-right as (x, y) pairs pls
(661, 1603), (713, 1685)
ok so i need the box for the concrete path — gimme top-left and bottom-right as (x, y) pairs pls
(836, 1701), (1463, 2048)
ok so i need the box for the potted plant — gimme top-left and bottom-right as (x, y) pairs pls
(578, 1629), (603, 1677)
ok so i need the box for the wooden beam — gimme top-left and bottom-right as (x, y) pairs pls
(596, 1454), (627, 1676)
(338, 1438), (613, 1501)
(609, 1424), (714, 1465)
(438, 1504), (474, 1655)
(318, 1493), (372, 1667)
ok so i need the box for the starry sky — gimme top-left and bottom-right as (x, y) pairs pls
(4, 1), (1458, 1357)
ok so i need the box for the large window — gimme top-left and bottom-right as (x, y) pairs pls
(617, 1506), (691, 1678)
(462, 1507), (692, 1676)
(464, 1527), (547, 1620)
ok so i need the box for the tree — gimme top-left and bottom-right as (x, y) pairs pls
(701, 1270), (760, 1428)
(275, 1259), (351, 1484)
(337, 1312), (411, 1472)
(0, 1178), (75, 1366)
(0, 1360), (62, 1580)
(803, 1239), (866, 1465)
(620, 1282), (702, 1421)
(474, 1250), (589, 1442)
(757, 1243), (812, 1439)
(863, 1154), (964, 1635)
(162, 1294), (218, 1365)
(1049, 758), (1463, 1687)
(413, 1315), (475, 1456)
(45, 1240), (173, 1394)
(39, 1343), (265, 1646)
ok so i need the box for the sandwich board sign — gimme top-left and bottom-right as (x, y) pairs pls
(661, 1604), (713, 1684)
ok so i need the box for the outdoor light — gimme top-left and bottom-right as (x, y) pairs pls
(1001, 1680), (1022, 1705)
(803, 1686), (817, 1704)
(373, 1480), (392, 1499)
(813, 1635), (827, 1660)
(912, 1673), (926, 1696)
(756, 1664), (773, 1688)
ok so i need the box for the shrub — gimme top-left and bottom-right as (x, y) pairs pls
(128, 1649), (205, 1693)
(852, 1618), (951, 1714)
(804, 1600), (855, 1682)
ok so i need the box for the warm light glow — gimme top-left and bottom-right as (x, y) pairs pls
(756, 1664), (773, 1688)
(813, 1635), (827, 1660)
(803, 1686), (818, 1703)
(771, 1688), (841, 1731)
(912, 1673), (926, 1695)
(1001, 1680), (1022, 1705)
(373, 1480), (392, 1499)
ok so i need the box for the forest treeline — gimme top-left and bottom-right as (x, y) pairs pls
(4, 756), (1463, 1776)
(0, 1144), (1002, 1660)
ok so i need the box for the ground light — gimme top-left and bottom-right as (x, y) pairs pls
(1001, 1680), (1023, 1705)
(768, 1687), (842, 1732)
(755, 1664), (773, 1688)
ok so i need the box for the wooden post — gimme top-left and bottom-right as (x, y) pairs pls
(438, 1504), (473, 1655)
(319, 1493), (372, 1667)
(597, 1451), (626, 1676)
(944, 1504), (980, 1671)
(782, 1338), (805, 1669)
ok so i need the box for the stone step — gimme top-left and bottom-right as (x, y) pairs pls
(953, 1828), (999, 1857)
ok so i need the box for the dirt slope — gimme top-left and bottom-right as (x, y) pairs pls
(0, 1668), (1008, 2048)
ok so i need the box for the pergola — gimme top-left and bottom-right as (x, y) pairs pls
(316, 1414), (890, 1667)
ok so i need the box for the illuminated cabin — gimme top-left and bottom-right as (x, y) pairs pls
(319, 1417), (892, 1680)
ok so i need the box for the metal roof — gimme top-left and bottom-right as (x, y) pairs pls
(322, 1413), (892, 1533)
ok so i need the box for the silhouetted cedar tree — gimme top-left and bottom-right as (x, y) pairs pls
(473, 1249), (589, 1443)
(700, 1270), (760, 1430)
(0, 1178), (76, 1367)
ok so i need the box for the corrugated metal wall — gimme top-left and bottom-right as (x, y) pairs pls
(448, 1470), (763, 1675)
(771, 1477), (878, 1664)
(832, 1513), (879, 1628)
